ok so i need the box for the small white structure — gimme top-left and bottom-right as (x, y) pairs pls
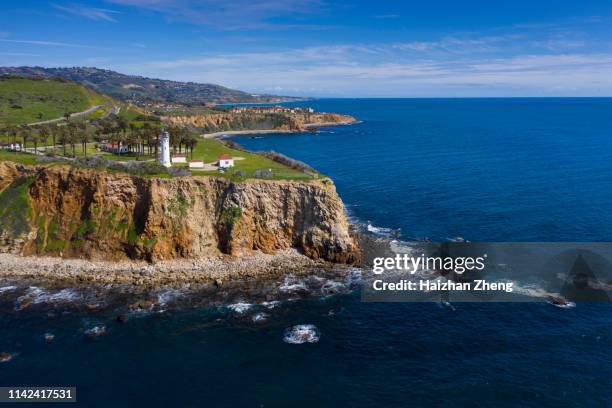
(218, 154), (234, 169)
(172, 154), (187, 164)
(159, 131), (171, 167)
(188, 160), (204, 168)
(0, 143), (21, 150)
(100, 142), (128, 154)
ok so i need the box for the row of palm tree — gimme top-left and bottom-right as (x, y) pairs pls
(1, 118), (200, 160)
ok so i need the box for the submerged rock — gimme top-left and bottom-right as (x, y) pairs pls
(116, 314), (129, 323)
(85, 325), (107, 339)
(129, 299), (155, 311)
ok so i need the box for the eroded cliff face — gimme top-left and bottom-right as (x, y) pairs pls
(0, 161), (360, 264)
(161, 112), (356, 132)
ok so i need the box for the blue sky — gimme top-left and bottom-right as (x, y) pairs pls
(1, 0), (612, 97)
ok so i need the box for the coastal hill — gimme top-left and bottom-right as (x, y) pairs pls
(0, 76), (112, 125)
(0, 66), (298, 105)
(0, 161), (361, 266)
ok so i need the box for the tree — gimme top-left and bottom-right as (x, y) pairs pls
(39, 126), (51, 155)
(67, 123), (78, 157)
(48, 125), (57, 153)
(19, 125), (29, 151)
(58, 126), (68, 156)
(183, 133), (197, 159)
(78, 123), (89, 156)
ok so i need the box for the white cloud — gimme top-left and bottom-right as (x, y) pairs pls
(118, 44), (612, 96)
(53, 3), (121, 22)
(104, 0), (325, 29)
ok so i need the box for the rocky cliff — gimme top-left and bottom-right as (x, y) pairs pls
(161, 112), (356, 132)
(0, 161), (360, 265)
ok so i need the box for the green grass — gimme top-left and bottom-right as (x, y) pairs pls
(0, 77), (109, 125)
(0, 149), (40, 165)
(0, 133), (316, 181)
(186, 137), (315, 180)
(0, 177), (34, 238)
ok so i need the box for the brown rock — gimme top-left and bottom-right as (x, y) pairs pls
(129, 299), (155, 311)
(0, 161), (361, 266)
(0, 352), (12, 362)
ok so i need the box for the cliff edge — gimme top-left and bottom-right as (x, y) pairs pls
(0, 161), (360, 265)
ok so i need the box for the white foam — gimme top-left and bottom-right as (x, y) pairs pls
(227, 302), (253, 314)
(279, 276), (308, 293)
(252, 312), (268, 322)
(0, 285), (17, 294)
(156, 288), (185, 306)
(24, 287), (82, 304)
(367, 223), (395, 237)
(283, 324), (320, 344)
(261, 300), (281, 309)
(320, 281), (346, 296)
(85, 325), (106, 337)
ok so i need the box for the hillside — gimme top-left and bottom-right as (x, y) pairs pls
(0, 76), (109, 125)
(0, 66), (299, 105)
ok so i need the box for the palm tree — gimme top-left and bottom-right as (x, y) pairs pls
(79, 123), (89, 156)
(38, 126), (50, 155)
(48, 125), (57, 153)
(67, 123), (78, 157)
(184, 133), (197, 159)
(58, 126), (68, 156)
(19, 125), (29, 152)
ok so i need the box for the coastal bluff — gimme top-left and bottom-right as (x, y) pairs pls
(161, 112), (357, 132)
(0, 161), (360, 265)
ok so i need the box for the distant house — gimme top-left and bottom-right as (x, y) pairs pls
(171, 154), (187, 163)
(218, 154), (234, 169)
(0, 142), (21, 150)
(100, 143), (128, 154)
(188, 160), (204, 168)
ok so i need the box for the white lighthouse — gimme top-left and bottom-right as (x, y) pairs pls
(159, 130), (171, 167)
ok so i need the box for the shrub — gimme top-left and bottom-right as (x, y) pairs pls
(253, 168), (273, 179)
(259, 151), (316, 174)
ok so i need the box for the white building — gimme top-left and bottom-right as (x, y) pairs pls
(172, 155), (187, 164)
(218, 154), (234, 169)
(188, 160), (204, 168)
(159, 131), (171, 167)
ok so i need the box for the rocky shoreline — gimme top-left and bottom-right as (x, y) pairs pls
(0, 249), (341, 288)
(201, 118), (359, 139)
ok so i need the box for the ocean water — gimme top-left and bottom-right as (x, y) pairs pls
(1, 99), (612, 407)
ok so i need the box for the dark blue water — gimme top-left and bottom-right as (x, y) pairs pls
(2, 99), (612, 407)
(237, 98), (612, 242)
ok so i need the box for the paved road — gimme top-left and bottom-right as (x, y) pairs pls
(27, 105), (104, 126)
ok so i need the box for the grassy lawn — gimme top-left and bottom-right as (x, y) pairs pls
(187, 137), (315, 180)
(0, 77), (108, 125)
(0, 138), (316, 181)
(0, 150), (40, 165)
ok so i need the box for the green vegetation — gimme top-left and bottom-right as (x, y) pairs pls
(0, 177), (34, 238)
(0, 67), (298, 104)
(0, 77), (318, 181)
(0, 77), (108, 125)
(221, 206), (242, 228)
(187, 137), (314, 180)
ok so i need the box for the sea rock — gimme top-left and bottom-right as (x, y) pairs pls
(85, 325), (107, 339)
(44, 333), (55, 343)
(129, 299), (155, 311)
(15, 297), (33, 311)
(0, 352), (13, 362)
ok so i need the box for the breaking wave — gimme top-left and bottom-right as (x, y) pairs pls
(283, 324), (320, 344)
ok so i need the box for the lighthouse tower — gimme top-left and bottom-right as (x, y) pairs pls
(159, 130), (171, 167)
